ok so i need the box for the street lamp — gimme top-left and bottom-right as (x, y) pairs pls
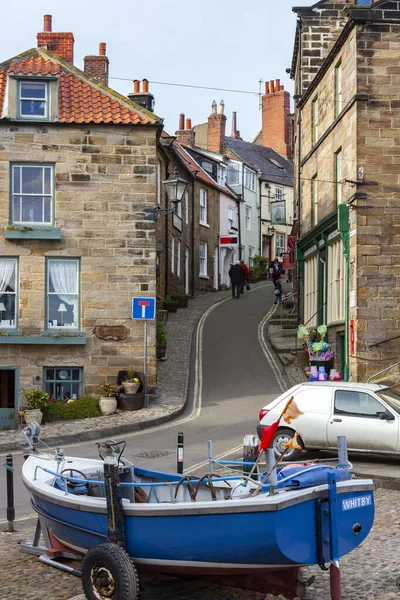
(162, 168), (188, 209)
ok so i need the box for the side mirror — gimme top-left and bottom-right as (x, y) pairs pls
(379, 412), (395, 421)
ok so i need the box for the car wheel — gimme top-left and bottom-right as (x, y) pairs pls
(272, 428), (303, 461)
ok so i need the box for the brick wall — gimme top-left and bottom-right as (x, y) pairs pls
(84, 43), (109, 87)
(207, 113), (226, 154)
(0, 123), (158, 397)
(37, 31), (74, 64)
(261, 80), (292, 158)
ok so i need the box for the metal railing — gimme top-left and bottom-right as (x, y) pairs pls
(367, 360), (400, 384)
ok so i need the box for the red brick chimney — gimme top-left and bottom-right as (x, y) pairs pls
(37, 15), (75, 64)
(261, 79), (291, 159)
(207, 100), (226, 154)
(84, 42), (109, 87)
(175, 113), (194, 147)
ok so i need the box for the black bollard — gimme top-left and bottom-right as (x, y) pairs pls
(6, 454), (15, 532)
(177, 432), (184, 474)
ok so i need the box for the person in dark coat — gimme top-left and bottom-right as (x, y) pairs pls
(272, 258), (281, 285)
(229, 261), (245, 299)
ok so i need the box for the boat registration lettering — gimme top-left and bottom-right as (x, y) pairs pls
(342, 495), (372, 511)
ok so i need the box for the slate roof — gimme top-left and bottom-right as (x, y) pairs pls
(173, 142), (237, 199)
(0, 48), (161, 125)
(225, 137), (294, 187)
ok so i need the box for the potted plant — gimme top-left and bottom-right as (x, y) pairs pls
(163, 295), (179, 313)
(247, 267), (259, 284)
(95, 382), (120, 415)
(170, 293), (189, 308)
(22, 388), (50, 425)
(156, 320), (167, 360)
(121, 370), (140, 394)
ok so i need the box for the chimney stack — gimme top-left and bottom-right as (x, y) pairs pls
(127, 79), (155, 112)
(207, 100), (226, 154)
(84, 42), (110, 87)
(175, 113), (194, 147)
(37, 15), (75, 64)
(230, 111), (242, 139)
(261, 78), (291, 159)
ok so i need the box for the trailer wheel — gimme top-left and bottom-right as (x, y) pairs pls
(82, 543), (139, 600)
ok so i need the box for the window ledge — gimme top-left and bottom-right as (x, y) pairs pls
(5, 228), (61, 240)
(0, 333), (86, 345)
(200, 222), (210, 228)
(199, 274), (209, 279)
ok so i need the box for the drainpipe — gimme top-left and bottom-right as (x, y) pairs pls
(191, 176), (196, 295)
(164, 161), (170, 298)
(240, 163), (245, 260)
(295, 18), (303, 326)
(237, 194), (242, 261)
(257, 173), (262, 255)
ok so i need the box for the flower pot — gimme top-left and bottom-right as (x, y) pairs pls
(121, 382), (140, 394)
(99, 396), (117, 416)
(157, 343), (167, 360)
(117, 393), (145, 411)
(24, 409), (43, 425)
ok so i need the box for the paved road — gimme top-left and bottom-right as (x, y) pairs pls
(1, 284), (281, 522)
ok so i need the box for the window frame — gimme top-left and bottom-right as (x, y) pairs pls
(312, 96), (319, 145)
(177, 240), (181, 277)
(228, 206), (234, 229)
(244, 167), (256, 191)
(171, 236), (175, 274)
(276, 234), (285, 258)
(0, 257), (18, 331)
(334, 390), (387, 419)
(248, 246), (255, 267)
(335, 61), (343, 117)
(199, 241), (208, 277)
(275, 186), (284, 201)
(11, 163), (55, 226)
(245, 205), (252, 231)
(335, 148), (342, 205)
(311, 174), (318, 227)
(43, 366), (83, 400)
(18, 80), (49, 121)
(199, 188), (208, 225)
(45, 257), (80, 331)
(184, 190), (189, 225)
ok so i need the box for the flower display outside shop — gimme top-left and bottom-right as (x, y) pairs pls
(297, 324), (334, 362)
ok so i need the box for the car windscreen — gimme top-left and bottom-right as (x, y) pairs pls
(376, 389), (400, 415)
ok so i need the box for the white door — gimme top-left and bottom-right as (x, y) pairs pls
(327, 389), (398, 452)
(184, 247), (189, 295)
(213, 248), (218, 290)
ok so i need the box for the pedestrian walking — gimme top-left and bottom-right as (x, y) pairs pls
(240, 260), (249, 295)
(272, 257), (281, 285)
(229, 261), (245, 299)
(274, 280), (283, 304)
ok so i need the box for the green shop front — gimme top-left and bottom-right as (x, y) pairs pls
(296, 210), (349, 380)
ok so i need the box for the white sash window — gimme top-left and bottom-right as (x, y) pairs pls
(47, 259), (80, 329)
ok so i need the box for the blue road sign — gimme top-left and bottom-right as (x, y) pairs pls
(132, 297), (156, 320)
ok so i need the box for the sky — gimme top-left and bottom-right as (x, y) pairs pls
(0, 0), (312, 141)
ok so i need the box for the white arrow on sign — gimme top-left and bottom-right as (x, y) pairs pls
(138, 301), (150, 318)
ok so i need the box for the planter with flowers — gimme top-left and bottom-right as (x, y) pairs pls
(121, 370), (140, 394)
(95, 382), (120, 415)
(22, 388), (51, 425)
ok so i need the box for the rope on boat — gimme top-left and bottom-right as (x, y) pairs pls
(1, 462), (14, 472)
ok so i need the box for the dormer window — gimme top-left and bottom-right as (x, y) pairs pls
(19, 81), (48, 119)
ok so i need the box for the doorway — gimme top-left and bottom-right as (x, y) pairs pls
(0, 369), (18, 430)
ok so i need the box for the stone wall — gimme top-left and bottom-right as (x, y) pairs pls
(0, 122), (159, 399)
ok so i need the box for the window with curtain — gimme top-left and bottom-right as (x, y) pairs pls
(327, 239), (345, 323)
(47, 259), (80, 329)
(199, 241), (207, 276)
(304, 254), (318, 327)
(228, 207), (234, 229)
(276, 233), (285, 258)
(0, 258), (17, 329)
(12, 164), (54, 225)
(200, 189), (208, 224)
(44, 367), (82, 400)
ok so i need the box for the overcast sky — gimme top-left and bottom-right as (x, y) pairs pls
(0, 0), (312, 141)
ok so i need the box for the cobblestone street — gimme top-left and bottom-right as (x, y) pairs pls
(1, 489), (398, 600)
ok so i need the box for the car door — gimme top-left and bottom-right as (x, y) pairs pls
(327, 389), (398, 452)
(282, 387), (332, 447)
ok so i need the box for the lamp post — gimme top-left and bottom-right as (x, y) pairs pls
(162, 168), (188, 297)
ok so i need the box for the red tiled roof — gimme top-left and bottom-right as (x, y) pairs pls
(0, 49), (160, 125)
(173, 142), (237, 199)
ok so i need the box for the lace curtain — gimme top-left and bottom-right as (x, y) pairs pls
(0, 259), (15, 293)
(49, 260), (78, 325)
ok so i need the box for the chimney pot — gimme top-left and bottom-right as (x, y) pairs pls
(179, 113), (185, 130)
(270, 80), (275, 93)
(134, 80), (140, 93)
(99, 42), (106, 56)
(211, 100), (217, 115)
(43, 15), (52, 32)
(218, 100), (225, 115)
(185, 118), (192, 130)
(276, 79), (281, 90)
(142, 79), (149, 93)
(265, 82), (270, 95)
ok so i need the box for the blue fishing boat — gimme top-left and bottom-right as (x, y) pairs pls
(21, 427), (375, 600)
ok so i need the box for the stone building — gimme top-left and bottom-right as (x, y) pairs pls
(0, 16), (162, 428)
(291, 0), (400, 381)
